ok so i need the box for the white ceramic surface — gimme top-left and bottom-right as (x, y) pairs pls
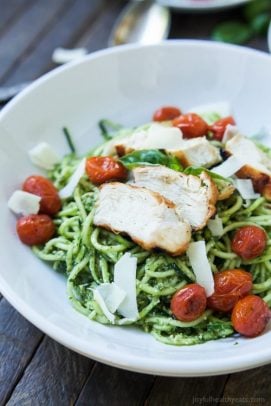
(157, 0), (249, 12)
(1, 41), (271, 377)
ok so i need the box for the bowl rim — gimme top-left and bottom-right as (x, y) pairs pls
(157, 0), (250, 11)
(1, 40), (271, 377)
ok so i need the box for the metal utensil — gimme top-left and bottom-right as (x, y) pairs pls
(108, 0), (170, 47)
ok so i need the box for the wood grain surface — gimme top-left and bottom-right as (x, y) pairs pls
(0, 1), (270, 405)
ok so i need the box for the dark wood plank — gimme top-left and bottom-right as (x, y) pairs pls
(6, 337), (94, 405)
(0, 299), (43, 405)
(0, 0), (73, 84)
(77, 0), (126, 52)
(0, 0), (34, 38)
(3, 0), (106, 86)
(76, 363), (155, 406)
(145, 375), (228, 406)
(221, 366), (271, 406)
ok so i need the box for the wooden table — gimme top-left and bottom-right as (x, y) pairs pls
(0, 1), (270, 405)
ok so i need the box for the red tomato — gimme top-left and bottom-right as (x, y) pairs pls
(231, 226), (267, 260)
(170, 283), (207, 322)
(172, 113), (208, 139)
(207, 269), (253, 312)
(23, 175), (61, 215)
(85, 156), (127, 185)
(153, 106), (181, 122)
(209, 116), (236, 141)
(232, 295), (271, 337)
(16, 214), (55, 245)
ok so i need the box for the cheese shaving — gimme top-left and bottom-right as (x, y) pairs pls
(29, 142), (60, 170)
(207, 215), (224, 237)
(187, 241), (214, 297)
(59, 158), (86, 199)
(8, 190), (41, 215)
(211, 156), (244, 178)
(114, 253), (139, 320)
(234, 179), (260, 200)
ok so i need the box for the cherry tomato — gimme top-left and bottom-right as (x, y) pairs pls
(23, 175), (61, 215)
(207, 269), (253, 312)
(170, 283), (207, 322)
(85, 156), (128, 185)
(16, 214), (55, 245)
(153, 106), (181, 122)
(172, 113), (208, 139)
(209, 116), (236, 141)
(232, 295), (271, 337)
(231, 226), (267, 260)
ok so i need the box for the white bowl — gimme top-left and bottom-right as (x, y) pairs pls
(1, 41), (271, 377)
(157, 0), (249, 12)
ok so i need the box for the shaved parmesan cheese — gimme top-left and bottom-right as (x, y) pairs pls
(207, 215), (223, 237)
(29, 142), (60, 169)
(222, 125), (239, 144)
(143, 124), (183, 149)
(114, 253), (139, 320)
(189, 101), (231, 124)
(8, 190), (41, 215)
(94, 282), (126, 319)
(234, 179), (260, 200)
(59, 158), (86, 199)
(187, 241), (214, 297)
(211, 156), (244, 178)
(52, 47), (87, 64)
(93, 289), (115, 323)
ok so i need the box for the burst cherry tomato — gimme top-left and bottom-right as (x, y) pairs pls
(231, 226), (267, 260)
(23, 175), (61, 215)
(232, 295), (271, 337)
(207, 269), (253, 312)
(85, 156), (128, 185)
(209, 116), (236, 141)
(170, 283), (207, 322)
(16, 214), (55, 245)
(153, 106), (182, 122)
(172, 113), (208, 139)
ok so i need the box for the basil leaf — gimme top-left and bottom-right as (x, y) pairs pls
(244, 0), (271, 22)
(250, 13), (270, 35)
(212, 21), (253, 45)
(98, 119), (123, 141)
(184, 166), (232, 183)
(120, 149), (183, 171)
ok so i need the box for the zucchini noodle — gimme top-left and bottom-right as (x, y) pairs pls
(33, 131), (271, 346)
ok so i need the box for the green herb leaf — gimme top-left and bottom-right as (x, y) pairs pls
(98, 119), (123, 141)
(184, 166), (230, 182)
(63, 127), (76, 154)
(250, 13), (270, 35)
(244, 0), (271, 22)
(212, 21), (253, 45)
(120, 149), (183, 171)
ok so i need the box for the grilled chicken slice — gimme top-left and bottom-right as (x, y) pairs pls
(225, 134), (271, 194)
(93, 182), (191, 256)
(172, 137), (221, 169)
(115, 123), (221, 169)
(132, 166), (218, 230)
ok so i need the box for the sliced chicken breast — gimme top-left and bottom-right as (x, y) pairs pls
(171, 137), (221, 169)
(115, 124), (221, 169)
(93, 182), (191, 256)
(132, 166), (218, 230)
(225, 134), (271, 192)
